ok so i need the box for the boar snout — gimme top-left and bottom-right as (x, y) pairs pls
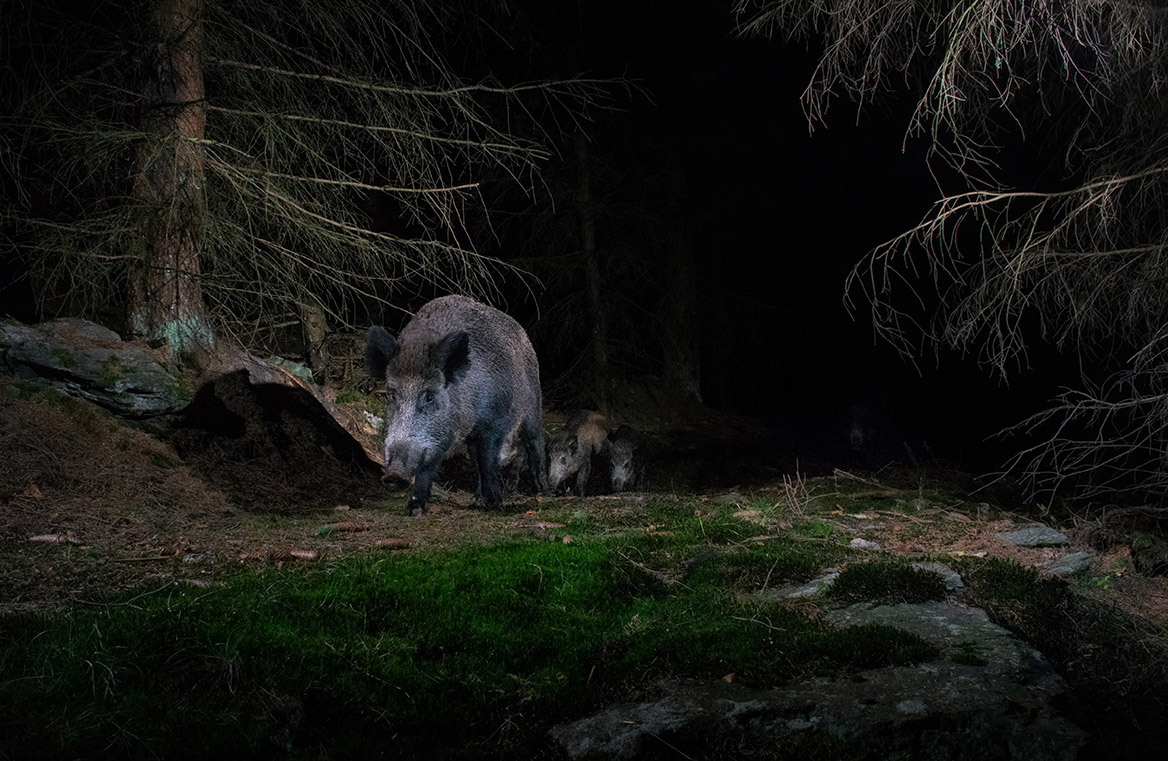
(383, 441), (408, 480)
(383, 455), (410, 482)
(384, 441), (437, 481)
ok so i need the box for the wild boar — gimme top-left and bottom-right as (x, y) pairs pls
(365, 295), (549, 516)
(846, 390), (890, 460)
(548, 410), (610, 496)
(607, 424), (640, 492)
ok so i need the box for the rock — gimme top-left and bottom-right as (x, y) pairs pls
(172, 369), (379, 471)
(550, 680), (767, 760)
(825, 601), (1054, 677)
(552, 600), (1087, 760)
(0, 318), (188, 417)
(995, 525), (1070, 548)
(1131, 533), (1168, 576)
(1039, 552), (1093, 578)
(768, 570), (840, 599)
(849, 537), (881, 550)
(1, 318), (383, 468)
(911, 561), (964, 592)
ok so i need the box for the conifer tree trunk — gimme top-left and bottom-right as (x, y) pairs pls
(129, 0), (212, 362)
(575, 133), (610, 412)
(663, 225), (701, 402)
(301, 301), (329, 379)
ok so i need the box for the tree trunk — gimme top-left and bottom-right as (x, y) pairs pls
(128, 0), (212, 364)
(300, 301), (329, 380)
(663, 224), (702, 402)
(575, 133), (610, 412)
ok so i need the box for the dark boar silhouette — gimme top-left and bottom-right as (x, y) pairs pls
(607, 424), (641, 492)
(365, 295), (548, 516)
(548, 410), (610, 496)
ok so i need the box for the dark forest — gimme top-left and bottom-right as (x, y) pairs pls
(3, 2), (1168, 759)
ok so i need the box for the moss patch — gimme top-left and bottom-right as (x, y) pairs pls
(828, 560), (949, 605)
(0, 528), (942, 759)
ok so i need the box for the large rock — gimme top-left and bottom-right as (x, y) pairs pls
(552, 600), (1086, 760)
(0, 318), (188, 417)
(0, 318), (384, 466)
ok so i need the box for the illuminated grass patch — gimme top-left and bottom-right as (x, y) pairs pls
(0, 526), (937, 759)
(828, 559), (949, 605)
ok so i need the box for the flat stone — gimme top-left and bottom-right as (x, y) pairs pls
(911, 561), (964, 592)
(825, 601), (1055, 679)
(769, 571), (839, 599)
(552, 600), (1087, 760)
(1039, 552), (1093, 578)
(995, 525), (1070, 548)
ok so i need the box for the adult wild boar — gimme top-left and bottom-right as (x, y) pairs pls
(365, 295), (549, 516)
(548, 410), (610, 496)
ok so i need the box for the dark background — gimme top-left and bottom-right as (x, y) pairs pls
(478, 0), (1067, 470)
(0, 0), (1075, 473)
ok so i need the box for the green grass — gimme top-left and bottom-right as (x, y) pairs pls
(796, 518), (836, 540)
(8, 477), (1167, 759)
(828, 560), (949, 605)
(0, 520), (939, 760)
(686, 541), (842, 590)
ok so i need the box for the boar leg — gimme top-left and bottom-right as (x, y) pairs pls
(576, 452), (591, 497)
(406, 470), (434, 517)
(470, 429), (506, 509)
(520, 418), (549, 495)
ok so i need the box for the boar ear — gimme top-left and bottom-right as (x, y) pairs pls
(434, 330), (470, 384)
(365, 326), (399, 379)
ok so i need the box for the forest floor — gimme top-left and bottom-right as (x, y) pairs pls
(2, 375), (1168, 758)
(0, 376), (1159, 618)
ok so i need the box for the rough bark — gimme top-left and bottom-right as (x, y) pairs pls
(663, 224), (701, 402)
(300, 302), (329, 380)
(128, 0), (213, 363)
(575, 133), (610, 412)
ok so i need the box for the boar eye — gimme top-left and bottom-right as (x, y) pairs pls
(387, 388), (399, 403)
(422, 390), (436, 405)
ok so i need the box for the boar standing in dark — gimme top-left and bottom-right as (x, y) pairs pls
(607, 424), (641, 492)
(365, 295), (549, 516)
(548, 410), (610, 496)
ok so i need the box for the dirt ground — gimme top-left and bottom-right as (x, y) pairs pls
(2, 374), (1167, 642)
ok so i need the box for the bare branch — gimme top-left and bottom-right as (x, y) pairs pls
(1, 0), (610, 346)
(739, 1), (1168, 501)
